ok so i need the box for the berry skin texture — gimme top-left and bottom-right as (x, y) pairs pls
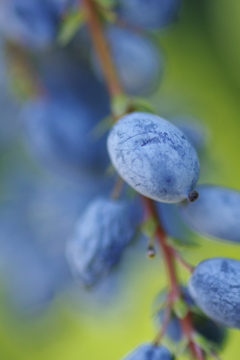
(188, 257), (240, 328)
(66, 197), (141, 287)
(117, 0), (182, 30)
(92, 25), (163, 96)
(179, 185), (240, 242)
(107, 112), (200, 203)
(170, 116), (207, 152)
(121, 343), (173, 360)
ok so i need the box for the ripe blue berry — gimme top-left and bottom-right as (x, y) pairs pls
(22, 57), (111, 176)
(188, 257), (240, 328)
(121, 343), (173, 360)
(0, 0), (64, 49)
(179, 185), (240, 242)
(107, 112), (200, 203)
(0, 205), (58, 314)
(22, 95), (109, 175)
(170, 116), (207, 152)
(92, 25), (163, 95)
(116, 0), (182, 29)
(66, 197), (142, 287)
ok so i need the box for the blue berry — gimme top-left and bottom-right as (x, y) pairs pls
(121, 343), (173, 360)
(179, 185), (240, 242)
(188, 257), (240, 328)
(5, 244), (57, 314)
(0, 0), (65, 49)
(22, 60), (110, 176)
(27, 173), (112, 254)
(22, 54), (111, 176)
(158, 312), (182, 342)
(22, 96), (108, 175)
(36, 50), (94, 98)
(0, 203), (58, 314)
(92, 25), (163, 95)
(170, 116), (207, 152)
(107, 112), (200, 203)
(66, 197), (142, 286)
(116, 0), (182, 29)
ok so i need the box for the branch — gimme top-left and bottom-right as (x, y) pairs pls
(169, 247), (195, 273)
(82, 2), (205, 359)
(142, 196), (179, 300)
(82, 0), (123, 97)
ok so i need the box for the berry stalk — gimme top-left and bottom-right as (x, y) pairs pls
(82, 0), (123, 97)
(82, 1), (205, 358)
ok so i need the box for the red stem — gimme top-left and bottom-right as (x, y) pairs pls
(82, 0), (123, 97)
(142, 196), (179, 299)
(169, 247), (195, 273)
(143, 197), (205, 360)
(82, 2), (205, 359)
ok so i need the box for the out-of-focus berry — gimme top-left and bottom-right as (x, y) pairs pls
(66, 197), (142, 286)
(179, 185), (240, 243)
(121, 343), (173, 360)
(0, 0), (65, 49)
(116, 0), (182, 29)
(188, 257), (240, 328)
(92, 25), (163, 96)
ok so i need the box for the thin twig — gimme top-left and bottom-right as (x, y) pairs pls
(83, 2), (206, 358)
(82, 0), (123, 97)
(169, 247), (195, 273)
(110, 175), (124, 199)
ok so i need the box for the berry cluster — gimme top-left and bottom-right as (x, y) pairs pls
(0, 1), (239, 359)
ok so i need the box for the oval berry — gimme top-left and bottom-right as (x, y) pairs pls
(188, 257), (240, 328)
(66, 197), (141, 286)
(121, 343), (173, 360)
(179, 184), (240, 242)
(107, 112), (200, 203)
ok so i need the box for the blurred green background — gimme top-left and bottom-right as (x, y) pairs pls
(0, 0), (240, 359)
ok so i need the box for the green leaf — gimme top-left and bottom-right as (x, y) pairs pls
(131, 97), (155, 113)
(192, 333), (218, 354)
(58, 10), (85, 46)
(90, 115), (114, 140)
(141, 217), (157, 238)
(175, 337), (188, 357)
(151, 288), (168, 316)
(111, 93), (130, 118)
(172, 297), (188, 319)
(94, 0), (117, 22)
(189, 304), (206, 316)
(166, 235), (199, 249)
(94, 0), (117, 9)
